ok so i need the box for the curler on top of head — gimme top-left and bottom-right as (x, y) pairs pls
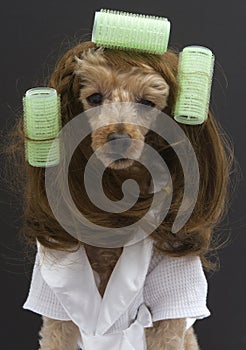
(92, 9), (171, 54)
(174, 46), (215, 125)
(23, 87), (61, 167)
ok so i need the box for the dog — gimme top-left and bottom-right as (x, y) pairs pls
(20, 41), (230, 349)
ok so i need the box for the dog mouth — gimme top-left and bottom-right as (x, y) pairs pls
(104, 137), (134, 169)
(105, 153), (134, 169)
(107, 154), (134, 169)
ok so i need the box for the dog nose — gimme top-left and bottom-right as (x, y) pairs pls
(107, 132), (132, 151)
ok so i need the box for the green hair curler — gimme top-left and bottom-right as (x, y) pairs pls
(92, 9), (171, 54)
(23, 87), (61, 167)
(174, 46), (215, 125)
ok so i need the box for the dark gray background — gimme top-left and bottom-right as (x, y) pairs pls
(0, 0), (245, 349)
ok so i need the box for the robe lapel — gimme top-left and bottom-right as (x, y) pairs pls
(39, 243), (102, 334)
(95, 238), (153, 335)
(39, 238), (153, 337)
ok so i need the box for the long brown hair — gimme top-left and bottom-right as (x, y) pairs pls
(6, 41), (233, 267)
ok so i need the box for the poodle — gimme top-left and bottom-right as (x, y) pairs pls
(15, 41), (230, 349)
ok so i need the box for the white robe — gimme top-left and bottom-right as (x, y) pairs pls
(23, 238), (210, 349)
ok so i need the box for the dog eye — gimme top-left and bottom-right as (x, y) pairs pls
(137, 99), (155, 107)
(86, 93), (103, 106)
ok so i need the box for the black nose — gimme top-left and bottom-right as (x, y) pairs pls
(107, 132), (132, 151)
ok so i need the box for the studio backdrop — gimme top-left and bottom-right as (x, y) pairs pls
(0, 0), (245, 349)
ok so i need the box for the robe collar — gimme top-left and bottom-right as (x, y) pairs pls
(39, 238), (153, 336)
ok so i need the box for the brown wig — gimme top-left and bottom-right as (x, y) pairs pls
(6, 41), (233, 267)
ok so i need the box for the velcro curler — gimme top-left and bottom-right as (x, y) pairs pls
(174, 46), (215, 125)
(23, 87), (61, 167)
(92, 9), (171, 54)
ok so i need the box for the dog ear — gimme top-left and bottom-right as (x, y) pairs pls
(48, 41), (96, 125)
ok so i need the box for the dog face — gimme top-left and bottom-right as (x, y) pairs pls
(75, 48), (169, 170)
